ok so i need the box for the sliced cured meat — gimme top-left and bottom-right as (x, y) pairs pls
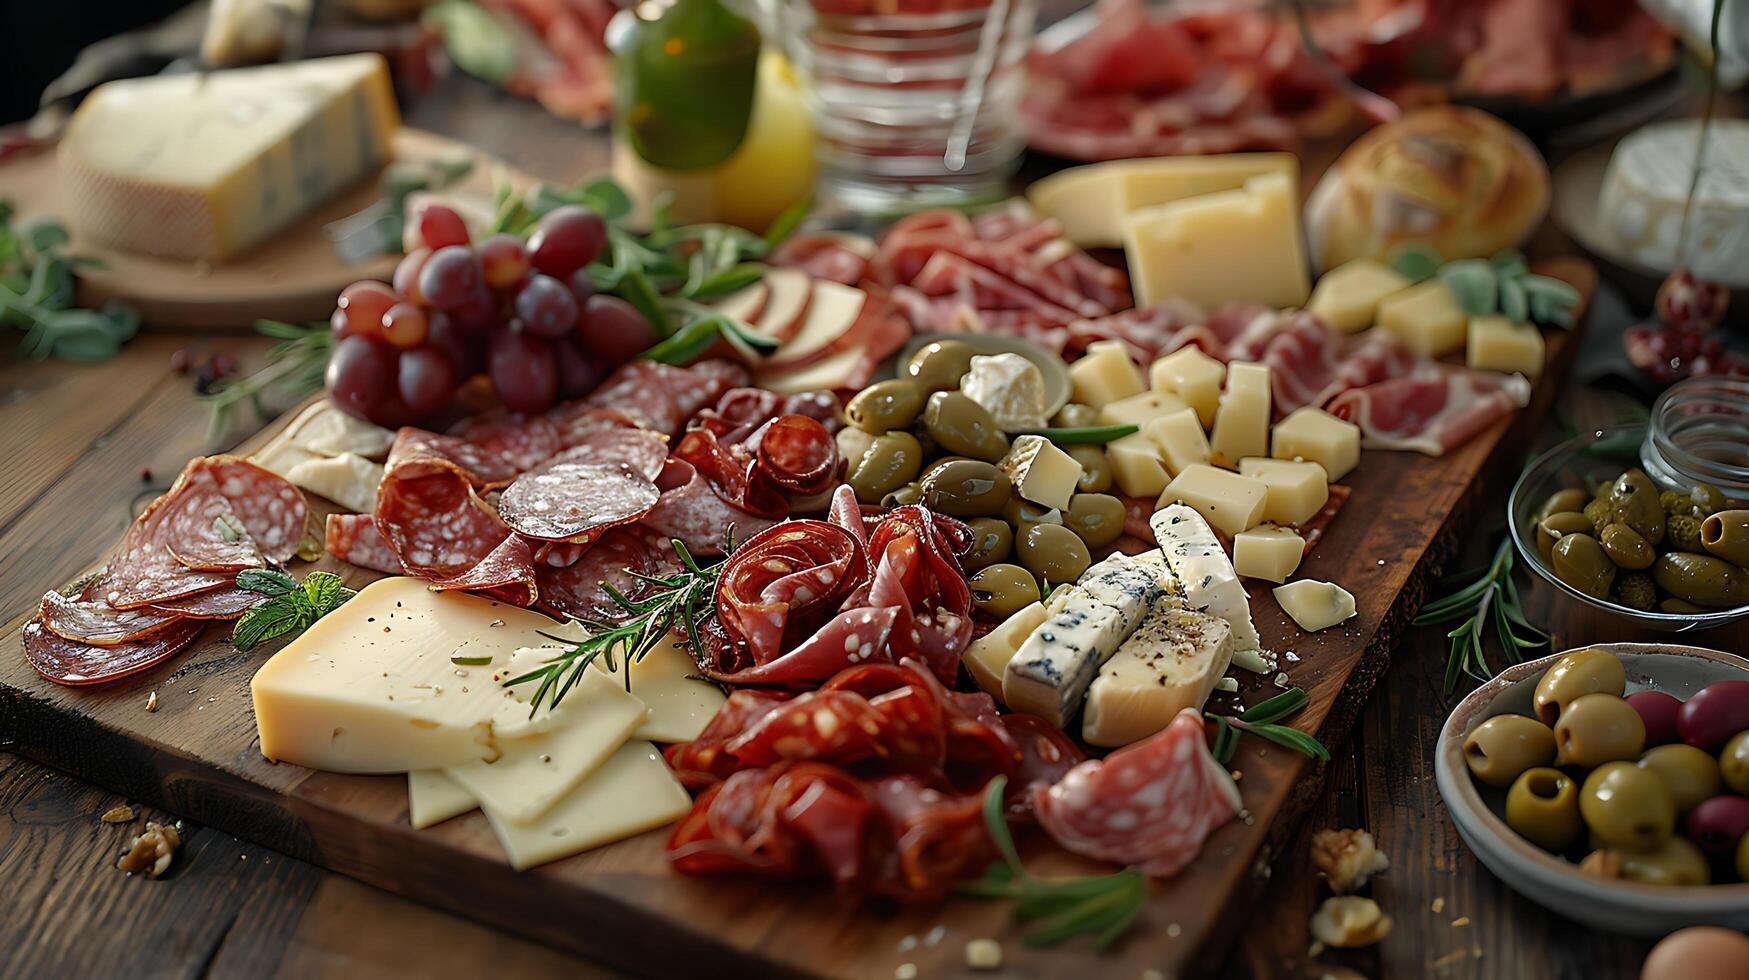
(753, 415), (840, 496)
(444, 411), (564, 482)
(324, 514), (404, 574)
(374, 467), (513, 578)
(429, 533), (539, 607)
(160, 466), (263, 572)
(1064, 301), (1203, 362)
(498, 462), (659, 542)
(1033, 708), (1241, 878)
(150, 587), (263, 620)
(715, 521), (869, 662)
(642, 459), (777, 557)
(387, 428), (524, 489)
(541, 426), (670, 481)
(96, 476), (234, 610)
(584, 360), (746, 436)
(537, 527), (680, 622)
(545, 402), (642, 449)
(868, 774), (991, 901)
(205, 456), (307, 563)
(22, 613), (205, 687)
(999, 714), (1083, 820)
(771, 232), (874, 286)
(1327, 368), (1532, 456)
(672, 428), (786, 519)
(40, 588), (180, 646)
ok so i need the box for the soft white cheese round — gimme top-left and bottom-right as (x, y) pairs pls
(1598, 119), (1749, 288)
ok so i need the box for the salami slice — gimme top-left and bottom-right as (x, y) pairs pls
(97, 475), (234, 609)
(150, 587), (263, 620)
(159, 465), (264, 571)
(537, 528), (679, 622)
(429, 534), (540, 607)
(22, 613), (204, 686)
(374, 468), (513, 578)
(532, 427), (670, 482)
(546, 402), (642, 449)
(584, 360), (746, 436)
(444, 412), (564, 480)
(715, 521), (868, 660)
(498, 462), (659, 542)
(753, 415), (840, 495)
(206, 456), (307, 563)
(324, 514), (405, 574)
(642, 459), (778, 557)
(40, 588), (180, 646)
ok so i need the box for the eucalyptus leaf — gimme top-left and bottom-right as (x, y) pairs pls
(1388, 244), (1442, 282)
(1500, 275), (1529, 323)
(1438, 259), (1498, 316)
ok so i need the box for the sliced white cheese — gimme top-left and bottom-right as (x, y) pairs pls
(250, 434), (321, 480)
(756, 346), (865, 394)
(1003, 589), (1127, 727)
(407, 770), (479, 829)
(589, 633), (726, 744)
(1274, 579), (1358, 632)
(1152, 504), (1268, 673)
(481, 741), (692, 871)
(286, 452), (383, 514)
(1083, 605), (1233, 748)
(746, 267), (814, 343)
(767, 280), (865, 362)
(289, 400), (396, 459)
(963, 601), (1051, 700)
(997, 435), (1083, 511)
(961, 353), (1049, 430)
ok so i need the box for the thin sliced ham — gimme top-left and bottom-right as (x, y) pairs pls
(1327, 368), (1532, 456)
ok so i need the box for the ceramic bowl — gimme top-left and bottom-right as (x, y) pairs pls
(1435, 643), (1749, 936)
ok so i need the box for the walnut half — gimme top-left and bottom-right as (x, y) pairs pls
(1310, 896), (1394, 949)
(1310, 828), (1389, 894)
(117, 822), (180, 878)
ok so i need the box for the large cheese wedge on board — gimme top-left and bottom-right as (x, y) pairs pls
(1123, 170), (1311, 310)
(59, 54), (399, 262)
(1028, 153), (1297, 248)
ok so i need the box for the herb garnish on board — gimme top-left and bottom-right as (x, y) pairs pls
(1209, 686), (1329, 764)
(1414, 538), (1549, 693)
(0, 203), (140, 361)
(230, 569), (357, 652)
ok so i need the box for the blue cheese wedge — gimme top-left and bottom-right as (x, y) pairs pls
(1274, 579), (1358, 632)
(1083, 604), (1233, 747)
(1073, 552), (1168, 633)
(1002, 589), (1127, 727)
(1151, 503), (1270, 673)
(961, 353), (1049, 430)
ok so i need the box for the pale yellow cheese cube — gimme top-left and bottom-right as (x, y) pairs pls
(1232, 525), (1305, 583)
(1467, 314), (1545, 378)
(1209, 362), (1271, 467)
(1306, 259), (1411, 333)
(1149, 346), (1226, 427)
(1237, 457), (1329, 526)
(1123, 171), (1311, 310)
(1106, 431), (1171, 498)
(1272, 408), (1361, 482)
(1378, 280), (1467, 358)
(1144, 408), (1211, 475)
(1158, 463), (1269, 537)
(962, 601), (1051, 699)
(997, 435), (1083, 511)
(1068, 340), (1146, 410)
(1098, 389), (1190, 429)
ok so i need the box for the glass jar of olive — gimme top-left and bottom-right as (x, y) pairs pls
(1641, 377), (1749, 502)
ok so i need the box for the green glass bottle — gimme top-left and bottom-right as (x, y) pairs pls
(613, 0), (761, 172)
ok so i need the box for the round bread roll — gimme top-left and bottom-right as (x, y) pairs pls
(1305, 106), (1549, 272)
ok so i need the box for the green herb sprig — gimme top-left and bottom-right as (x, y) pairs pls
(1209, 687), (1329, 764)
(956, 776), (1148, 950)
(231, 569), (357, 652)
(0, 202), (139, 361)
(1414, 538), (1549, 693)
(200, 320), (334, 438)
(1015, 423), (1139, 446)
(1391, 246), (1580, 329)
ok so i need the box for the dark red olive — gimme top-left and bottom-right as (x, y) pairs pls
(1626, 690), (1685, 747)
(1686, 794), (1749, 855)
(1677, 681), (1749, 750)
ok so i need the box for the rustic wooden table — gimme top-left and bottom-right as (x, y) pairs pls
(0, 77), (1673, 978)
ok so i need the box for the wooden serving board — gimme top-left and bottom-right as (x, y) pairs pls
(0, 295), (1582, 979)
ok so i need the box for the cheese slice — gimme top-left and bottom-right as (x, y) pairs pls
(1152, 504), (1268, 673)
(407, 770), (479, 829)
(286, 452), (383, 514)
(587, 633), (726, 743)
(1124, 171), (1311, 309)
(1274, 579), (1358, 632)
(1083, 605), (1233, 748)
(1209, 362), (1271, 467)
(963, 601), (1051, 699)
(60, 54), (399, 262)
(997, 435), (1083, 511)
(1027, 153), (1296, 248)
(481, 741), (692, 871)
(755, 345), (865, 394)
(286, 400), (396, 459)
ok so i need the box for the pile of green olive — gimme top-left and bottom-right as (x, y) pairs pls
(835, 339), (1131, 617)
(1463, 647), (1749, 886)
(1532, 468), (1749, 612)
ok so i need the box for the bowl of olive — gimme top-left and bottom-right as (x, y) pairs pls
(1435, 643), (1749, 935)
(1509, 426), (1749, 631)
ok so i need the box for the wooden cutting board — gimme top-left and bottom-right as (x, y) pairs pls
(0, 282), (1585, 979)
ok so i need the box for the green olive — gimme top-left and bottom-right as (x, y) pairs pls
(846, 431), (924, 504)
(1614, 836), (1711, 886)
(882, 482), (922, 508)
(1551, 533), (1616, 600)
(1661, 597), (1706, 614)
(1067, 445), (1113, 493)
(1553, 693), (1646, 768)
(1014, 523), (1092, 586)
(1701, 510), (1749, 567)
(1652, 552), (1749, 609)
(1063, 493), (1126, 549)
(1720, 731), (1749, 795)
(1534, 647), (1627, 726)
(1581, 761), (1676, 852)
(1053, 403), (1099, 428)
(1463, 714), (1557, 789)
(970, 563), (1041, 618)
(1607, 469), (1666, 545)
(920, 459), (1011, 517)
(962, 517), (1014, 573)
(1536, 512), (1595, 564)
(1638, 743), (1722, 814)
(905, 340), (977, 394)
(1691, 482), (1727, 517)
(924, 391), (1010, 462)
(836, 425), (874, 466)
(922, 455), (975, 480)
(1506, 767), (1582, 852)
(1536, 488), (1591, 524)
(1599, 523), (1655, 570)
(1003, 492), (1063, 528)
(844, 379), (924, 434)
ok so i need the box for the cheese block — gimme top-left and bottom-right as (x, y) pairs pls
(1083, 605), (1234, 748)
(1378, 280), (1467, 358)
(1237, 457), (1329, 526)
(407, 770), (479, 830)
(1466, 315), (1545, 378)
(963, 601), (1051, 699)
(59, 54), (399, 262)
(1149, 346), (1226, 427)
(997, 435), (1084, 511)
(1027, 153), (1297, 248)
(1272, 408), (1361, 481)
(755, 345), (865, 394)
(1152, 504), (1268, 673)
(1105, 431), (1172, 499)
(1003, 588), (1130, 727)
(1209, 362), (1271, 467)
(1144, 408), (1212, 476)
(1598, 119), (1749, 288)
(481, 741), (692, 871)
(1233, 525), (1305, 583)
(962, 353), (1049, 430)
(286, 452), (383, 514)
(1098, 390), (1190, 429)
(1124, 171), (1311, 310)
(588, 633), (727, 744)
(1274, 579), (1358, 632)
(1068, 340), (1145, 410)
(1159, 464), (1268, 537)
(1306, 259), (1410, 333)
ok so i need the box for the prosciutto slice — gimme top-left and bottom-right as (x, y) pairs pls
(1327, 368), (1532, 456)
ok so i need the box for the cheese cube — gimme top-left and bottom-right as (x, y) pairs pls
(1098, 390), (1190, 429)
(997, 435), (1084, 511)
(1378, 280), (1468, 357)
(1271, 408), (1361, 482)
(1306, 259), (1411, 333)
(1149, 346), (1226, 427)
(1237, 457), (1329, 526)
(1273, 579), (1358, 633)
(1105, 431), (1171, 498)
(1158, 464), (1269, 537)
(1027, 153), (1296, 248)
(1083, 605), (1234, 748)
(1467, 314), (1545, 378)
(963, 601), (1051, 699)
(1124, 171), (1311, 310)
(1144, 408), (1212, 475)
(1209, 362), (1271, 466)
(1233, 525), (1305, 583)
(1068, 340), (1146, 410)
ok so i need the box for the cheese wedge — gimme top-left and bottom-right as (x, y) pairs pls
(963, 601), (1051, 699)
(1027, 153), (1296, 248)
(1124, 170), (1311, 309)
(481, 741), (692, 871)
(1152, 504), (1268, 673)
(407, 770), (479, 829)
(286, 452), (383, 514)
(1274, 579), (1358, 632)
(997, 435), (1083, 511)
(287, 401), (396, 459)
(1083, 605), (1233, 748)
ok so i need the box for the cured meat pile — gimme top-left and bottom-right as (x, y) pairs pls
(23, 456), (305, 686)
(471, 0), (618, 124)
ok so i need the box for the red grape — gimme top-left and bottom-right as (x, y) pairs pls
(578, 295), (658, 365)
(394, 248), (431, 305)
(528, 206), (607, 278)
(513, 274), (580, 340)
(336, 281), (396, 339)
(326, 335), (397, 421)
(566, 268), (596, 306)
(554, 336), (605, 399)
(398, 347), (461, 414)
(449, 285), (501, 333)
(425, 311), (478, 376)
(329, 306), (350, 338)
(381, 302), (430, 349)
(479, 233), (531, 289)
(416, 204), (471, 252)
(419, 245), (485, 310)
(488, 329), (559, 413)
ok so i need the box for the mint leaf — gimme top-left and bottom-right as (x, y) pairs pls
(232, 600), (308, 652)
(236, 568), (298, 597)
(302, 571), (354, 617)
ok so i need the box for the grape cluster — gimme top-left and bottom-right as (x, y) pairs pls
(325, 204), (658, 425)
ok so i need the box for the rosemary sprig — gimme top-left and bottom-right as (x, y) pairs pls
(230, 569), (356, 652)
(956, 776), (1148, 950)
(200, 319), (333, 438)
(1414, 537), (1549, 693)
(1209, 687), (1329, 765)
